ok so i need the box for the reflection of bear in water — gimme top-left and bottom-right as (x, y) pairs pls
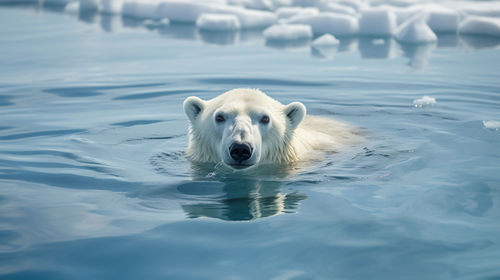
(178, 177), (307, 221)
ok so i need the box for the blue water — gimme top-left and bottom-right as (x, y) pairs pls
(1, 4), (500, 280)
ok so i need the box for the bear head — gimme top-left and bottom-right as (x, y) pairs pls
(183, 88), (306, 169)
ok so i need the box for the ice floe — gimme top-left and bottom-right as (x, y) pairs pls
(263, 24), (313, 41)
(395, 13), (437, 44)
(413, 96), (436, 107)
(276, 7), (319, 19)
(358, 8), (397, 36)
(459, 17), (500, 37)
(285, 13), (359, 36)
(196, 14), (241, 31)
(11, 0), (500, 44)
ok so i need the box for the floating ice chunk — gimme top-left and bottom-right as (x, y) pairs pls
(413, 96), (436, 107)
(155, 1), (205, 23)
(384, 4), (460, 33)
(156, 1), (277, 29)
(378, 5), (414, 25)
(312, 33), (339, 46)
(319, 3), (356, 16)
(227, 0), (274, 10)
(263, 24), (313, 41)
(122, 1), (159, 19)
(276, 7), (319, 19)
(358, 8), (397, 36)
(286, 13), (358, 36)
(453, 2), (500, 18)
(459, 17), (500, 37)
(196, 14), (241, 31)
(101, 0), (123, 14)
(395, 13), (437, 44)
(337, 0), (368, 12)
(423, 5), (460, 33)
(483, 120), (500, 130)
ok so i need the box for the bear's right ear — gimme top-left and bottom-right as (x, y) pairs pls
(183, 96), (206, 122)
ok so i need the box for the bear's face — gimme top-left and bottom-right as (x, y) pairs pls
(184, 89), (306, 169)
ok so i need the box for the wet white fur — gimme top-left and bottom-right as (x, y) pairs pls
(184, 88), (358, 166)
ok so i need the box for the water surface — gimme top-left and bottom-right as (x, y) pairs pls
(1, 5), (500, 280)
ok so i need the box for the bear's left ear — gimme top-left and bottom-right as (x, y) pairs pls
(183, 96), (206, 123)
(284, 102), (306, 130)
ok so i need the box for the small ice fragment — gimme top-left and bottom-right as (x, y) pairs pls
(413, 96), (436, 107)
(483, 120), (500, 130)
(263, 24), (313, 41)
(196, 13), (241, 31)
(358, 8), (397, 36)
(395, 13), (437, 44)
(312, 33), (339, 47)
(459, 17), (500, 37)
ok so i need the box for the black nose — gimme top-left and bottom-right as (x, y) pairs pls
(229, 143), (252, 163)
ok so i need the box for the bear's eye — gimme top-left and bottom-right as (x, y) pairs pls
(260, 115), (270, 124)
(215, 114), (225, 123)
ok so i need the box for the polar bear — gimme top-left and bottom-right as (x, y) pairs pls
(183, 88), (359, 169)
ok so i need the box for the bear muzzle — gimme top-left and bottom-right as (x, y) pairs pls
(227, 142), (254, 168)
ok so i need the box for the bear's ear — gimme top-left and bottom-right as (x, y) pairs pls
(284, 102), (306, 130)
(183, 96), (206, 122)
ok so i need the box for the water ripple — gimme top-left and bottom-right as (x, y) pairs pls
(197, 78), (332, 87)
(114, 89), (207, 100)
(0, 129), (85, 141)
(43, 83), (167, 98)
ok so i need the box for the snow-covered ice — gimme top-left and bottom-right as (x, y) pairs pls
(395, 13), (437, 44)
(320, 3), (356, 16)
(285, 13), (358, 36)
(413, 96), (436, 107)
(358, 8), (397, 36)
(25, 0), (500, 40)
(312, 33), (339, 46)
(196, 14), (241, 31)
(423, 5), (460, 33)
(122, 1), (159, 19)
(156, 1), (277, 29)
(276, 7), (318, 19)
(459, 17), (500, 37)
(263, 24), (313, 41)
